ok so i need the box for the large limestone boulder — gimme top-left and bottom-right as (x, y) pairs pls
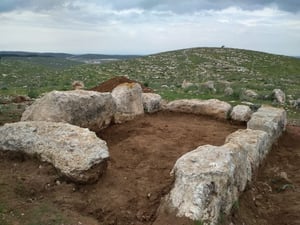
(0, 121), (109, 183)
(272, 89), (286, 105)
(21, 90), (116, 131)
(230, 105), (252, 122)
(164, 143), (248, 224)
(142, 93), (162, 113)
(112, 82), (144, 123)
(247, 105), (286, 142)
(166, 99), (232, 119)
(225, 129), (270, 181)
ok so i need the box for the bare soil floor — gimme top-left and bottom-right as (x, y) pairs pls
(0, 111), (243, 225)
(1, 111), (300, 225)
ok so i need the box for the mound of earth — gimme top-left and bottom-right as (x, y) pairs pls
(90, 76), (153, 93)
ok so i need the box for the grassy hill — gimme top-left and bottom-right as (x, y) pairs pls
(0, 47), (300, 119)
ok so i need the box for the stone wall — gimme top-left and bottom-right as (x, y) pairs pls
(161, 105), (287, 225)
(0, 83), (287, 220)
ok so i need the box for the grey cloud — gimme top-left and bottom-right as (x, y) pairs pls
(0, 0), (299, 14)
(0, 0), (71, 12)
(106, 0), (300, 13)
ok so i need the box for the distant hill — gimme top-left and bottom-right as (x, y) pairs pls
(0, 51), (140, 63)
(0, 51), (72, 58)
(67, 54), (140, 64)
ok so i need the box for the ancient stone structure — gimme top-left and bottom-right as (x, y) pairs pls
(166, 99), (232, 120)
(230, 105), (252, 122)
(142, 93), (162, 113)
(0, 121), (109, 183)
(21, 90), (116, 131)
(111, 82), (144, 123)
(162, 105), (286, 224)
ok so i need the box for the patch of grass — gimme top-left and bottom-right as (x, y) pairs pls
(194, 220), (204, 225)
(232, 200), (239, 210)
(1, 47), (299, 122)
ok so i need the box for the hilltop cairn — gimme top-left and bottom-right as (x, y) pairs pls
(160, 105), (286, 225)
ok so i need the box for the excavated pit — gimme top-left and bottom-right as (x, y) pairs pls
(0, 111), (244, 225)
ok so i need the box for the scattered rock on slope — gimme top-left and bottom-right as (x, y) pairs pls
(0, 121), (109, 183)
(294, 98), (300, 109)
(272, 88), (286, 104)
(21, 90), (116, 131)
(224, 87), (234, 96)
(243, 89), (259, 99)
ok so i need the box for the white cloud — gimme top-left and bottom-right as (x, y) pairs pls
(0, 2), (299, 55)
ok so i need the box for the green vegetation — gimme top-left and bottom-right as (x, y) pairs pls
(194, 220), (204, 225)
(1, 47), (300, 120)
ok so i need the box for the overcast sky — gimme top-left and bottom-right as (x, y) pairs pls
(0, 0), (299, 55)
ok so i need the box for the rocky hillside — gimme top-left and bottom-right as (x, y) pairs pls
(1, 47), (300, 119)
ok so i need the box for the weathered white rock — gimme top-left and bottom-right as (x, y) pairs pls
(247, 105), (286, 142)
(142, 93), (162, 113)
(181, 80), (194, 89)
(224, 87), (234, 96)
(21, 90), (116, 131)
(164, 143), (248, 225)
(230, 105), (252, 122)
(166, 99), (232, 120)
(202, 81), (216, 93)
(72, 80), (85, 90)
(244, 89), (258, 98)
(272, 89), (286, 104)
(112, 82), (144, 123)
(293, 98), (300, 109)
(0, 121), (109, 183)
(225, 129), (270, 181)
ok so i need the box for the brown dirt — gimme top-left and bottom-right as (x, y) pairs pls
(0, 111), (243, 225)
(90, 76), (153, 93)
(226, 125), (300, 225)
